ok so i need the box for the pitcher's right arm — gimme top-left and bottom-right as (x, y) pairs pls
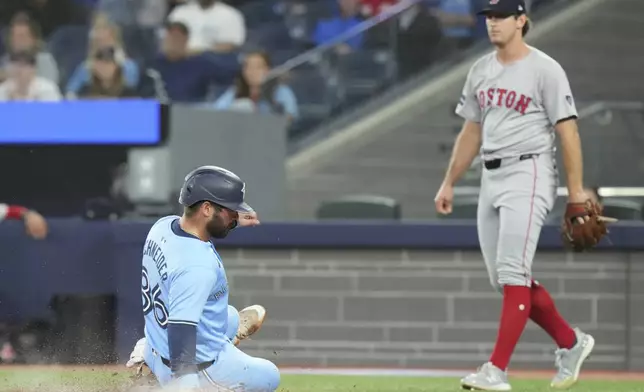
(442, 64), (483, 187)
(442, 121), (482, 186)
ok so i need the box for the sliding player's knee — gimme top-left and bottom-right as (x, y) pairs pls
(226, 305), (240, 340)
(256, 358), (280, 391)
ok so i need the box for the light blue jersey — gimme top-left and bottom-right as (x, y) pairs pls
(142, 215), (229, 362)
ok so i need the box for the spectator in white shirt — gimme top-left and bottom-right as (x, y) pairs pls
(0, 13), (60, 84)
(0, 51), (61, 101)
(168, 0), (246, 53)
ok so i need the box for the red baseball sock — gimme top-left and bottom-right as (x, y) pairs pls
(529, 280), (576, 349)
(489, 285), (532, 371)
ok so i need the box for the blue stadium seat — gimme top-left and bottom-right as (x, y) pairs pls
(121, 26), (159, 67)
(287, 68), (337, 134)
(283, 0), (335, 45)
(0, 26), (6, 57)
(337, 50), (393, 82)
(47, 25), (90, 86)
(240, 0), (283, 29)
(246, 23), (295, 51)
(336, 50), (394, 107)
(288, 69), (336, 109)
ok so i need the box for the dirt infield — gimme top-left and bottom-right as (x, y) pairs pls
(2, 364), (643, 381)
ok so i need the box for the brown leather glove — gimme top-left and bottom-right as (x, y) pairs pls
(561, 200), (617, 252)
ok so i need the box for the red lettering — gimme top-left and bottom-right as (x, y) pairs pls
(496, 88), (508, 107)
(478, 91), (486, 109)
(487, 88), (494, 106)
(505, 91), (517, 108)
(514, 94), (532, 114)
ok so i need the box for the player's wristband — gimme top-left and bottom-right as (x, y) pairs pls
(1, 205), (27, 220)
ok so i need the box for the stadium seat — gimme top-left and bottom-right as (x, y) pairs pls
(121, 26), (159, 67)
(47, 25), (90, 86)
(336, 50), (394, 106)
(240, 0), (282, 29)
(283, 0), (335, 46)
(246, 23), (295, 51)
(599, 198), (643, 221)
(317, 194), (401, 220)
(436, 196), (479, 220)
(288, 68), (337, 120)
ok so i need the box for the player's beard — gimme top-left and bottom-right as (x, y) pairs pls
(206, 214), (237, 238)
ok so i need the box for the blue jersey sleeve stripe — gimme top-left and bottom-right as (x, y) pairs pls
(168, 323), (198, 376)
(168, 319), (199, 326)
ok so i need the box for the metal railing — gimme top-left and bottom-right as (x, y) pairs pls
(265, 0), (422, 80)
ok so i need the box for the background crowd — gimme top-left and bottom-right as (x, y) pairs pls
(0, 0), (556, 135)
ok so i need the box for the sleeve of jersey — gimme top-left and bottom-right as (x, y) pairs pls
(167, 265), (216, 327)
(167, 265), (216, 375)
(542, 63), (578, 126)
(455, 67), (481, 123)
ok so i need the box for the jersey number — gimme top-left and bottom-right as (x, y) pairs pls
(142, 266), (169, 329)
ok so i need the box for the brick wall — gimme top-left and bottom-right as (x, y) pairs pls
(219, 248), (644, 371)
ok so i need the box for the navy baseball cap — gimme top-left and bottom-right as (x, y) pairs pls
(478, 0), (526, 16)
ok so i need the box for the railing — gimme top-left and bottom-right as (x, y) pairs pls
(261, 0), (443, 139)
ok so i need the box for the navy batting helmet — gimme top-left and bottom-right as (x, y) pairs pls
(178, 166), (253, 212)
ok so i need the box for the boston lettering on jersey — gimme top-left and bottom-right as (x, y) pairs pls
(143, 238), (168, 282)
(477, 88), (532, 115)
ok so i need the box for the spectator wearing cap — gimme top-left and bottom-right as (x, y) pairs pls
(76, 47), (139, 98)
(168, 0), (246, 53)
(213, 51), (298, 122)
(152, 22), (237, 103)
(313, 0), (365, 54)
(1, 13), (59, 84)
(0, 51), (61, 101)
(65, 13), (140, 97)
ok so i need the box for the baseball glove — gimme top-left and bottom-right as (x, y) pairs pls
(561, 200), (617, 252)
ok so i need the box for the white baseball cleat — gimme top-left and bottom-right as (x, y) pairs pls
(233, 305), (266, 346)
(461, 362), (512, 391)
(550, 328), (595, 389)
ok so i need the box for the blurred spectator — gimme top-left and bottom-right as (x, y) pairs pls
(360, 0), (398, 17)
(396, 2), (442, 80)
(431, 0), (476, 51)
(98, 0), (168, 27)
(153, 22), (236, 102)
(65, 13), (140, 96)
(214, 51), (298, 121)
(0, 0), (89, 39)
(1, 13), (60, 84)
(168, 0), (246, 53)
(313, 0), (365, 54)
(76, 47), (139, 98)
(0, 51), (62, 101)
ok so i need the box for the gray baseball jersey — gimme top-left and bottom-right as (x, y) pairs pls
(455, 46), (578, 160)
(454, 47), (580, 289)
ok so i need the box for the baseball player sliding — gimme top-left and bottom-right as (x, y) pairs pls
(434, 0), (612, 390)
(127, 166), (279, 391)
